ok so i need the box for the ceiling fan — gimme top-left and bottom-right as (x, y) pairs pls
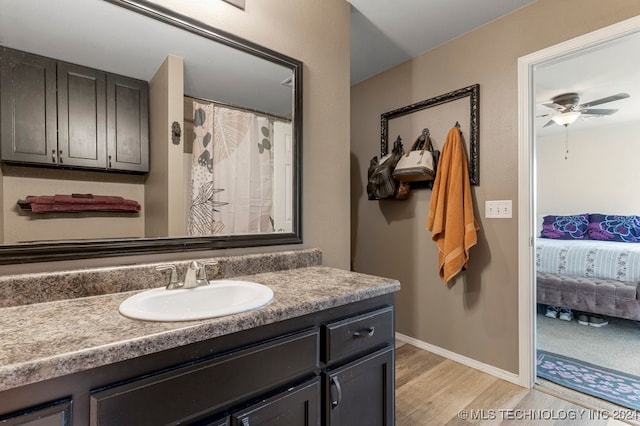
(538, 92), (630, 127)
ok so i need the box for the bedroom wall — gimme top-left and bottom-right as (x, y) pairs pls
(537, 121), (640, 229)
(351, 0), (640, 375)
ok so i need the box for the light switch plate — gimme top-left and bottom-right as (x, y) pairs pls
(485, 200), (512, 218)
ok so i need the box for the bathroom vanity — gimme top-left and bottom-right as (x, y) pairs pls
(0, 251), (399, 425)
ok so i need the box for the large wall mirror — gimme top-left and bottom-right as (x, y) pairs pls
(0, 0), (302, 264)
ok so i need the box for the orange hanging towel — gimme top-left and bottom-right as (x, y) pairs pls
(426, 127), (479, 283)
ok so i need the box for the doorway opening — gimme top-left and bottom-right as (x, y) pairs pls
(517, 14), (640, 410)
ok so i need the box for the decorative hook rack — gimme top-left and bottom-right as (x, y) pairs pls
(379, 84), (480, 186)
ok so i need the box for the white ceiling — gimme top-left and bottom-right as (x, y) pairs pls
(348, 0), (535, 85)
(349, 0), (640, 134)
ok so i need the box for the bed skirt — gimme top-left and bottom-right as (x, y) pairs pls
(537, 272), (640, 321)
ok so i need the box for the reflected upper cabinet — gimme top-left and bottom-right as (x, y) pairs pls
(0, 47), (57, 166)
(0, 47), (149, 173)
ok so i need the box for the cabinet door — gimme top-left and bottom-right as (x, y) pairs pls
(324, 346), (394, 426)
(106, 74), (149, 172)
(57, 62), (106, 168)
(231, 378), (320, 426)
(0, 48), (57, 165)
(0, 399), (71, 426)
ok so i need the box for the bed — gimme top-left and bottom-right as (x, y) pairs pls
(535, 214), (640, 321)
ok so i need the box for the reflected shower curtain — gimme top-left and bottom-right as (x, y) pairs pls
(188, 100), (274, 236)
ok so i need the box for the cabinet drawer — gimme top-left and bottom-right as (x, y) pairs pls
(0, 399), (71, 426)
(324, 306), (393, 364)
(231, 378), (320, 426)
(90, 329), (319, 425)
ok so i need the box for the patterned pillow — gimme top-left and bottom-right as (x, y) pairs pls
(540, 214), (589, 240)
(588, 214), (640, 242)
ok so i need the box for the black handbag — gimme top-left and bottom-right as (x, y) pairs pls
(366, 136), (404, 200)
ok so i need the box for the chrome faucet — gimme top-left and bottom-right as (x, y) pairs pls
(182, 261), (200, 289)
(156, 260), (220, 290)
(197, 260), (220, 286)
(156, 264), (180, 289)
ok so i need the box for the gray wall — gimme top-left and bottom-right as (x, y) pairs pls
(350, 0), (640, 374)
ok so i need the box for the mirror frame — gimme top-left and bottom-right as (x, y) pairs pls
(0, 0), (303, 265)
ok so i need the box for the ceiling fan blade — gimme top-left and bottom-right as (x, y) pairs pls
(543, 119), (555, 128)
(578, 93), (630, 109)
(580, 108), (618, 116)
(542, 102), (564, 110)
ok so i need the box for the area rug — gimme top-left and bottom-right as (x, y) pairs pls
(537, 350), (640, 411)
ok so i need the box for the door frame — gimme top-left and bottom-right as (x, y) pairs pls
(517, 14), (640, 388)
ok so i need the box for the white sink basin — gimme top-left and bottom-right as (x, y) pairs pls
(119, 280), (273, 322)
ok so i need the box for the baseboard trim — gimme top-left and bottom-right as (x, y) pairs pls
(395, 332), (521, 386)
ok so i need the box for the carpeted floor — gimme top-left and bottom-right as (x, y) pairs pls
(537, 313), (640, 377)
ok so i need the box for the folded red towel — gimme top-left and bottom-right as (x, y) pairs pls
(25, 195), (55, 204)
(30, 203), (141, 213)
(25, 193), (141, 213)
(53, 194), (132, 205)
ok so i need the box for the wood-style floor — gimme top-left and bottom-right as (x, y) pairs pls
(395, 343), (634, 425)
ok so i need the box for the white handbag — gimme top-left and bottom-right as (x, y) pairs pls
(392, 129), (435, 182)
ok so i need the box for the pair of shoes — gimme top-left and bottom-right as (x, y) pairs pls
(545, 305), (559, 318)
(544, 305), (573, 321)
(558, 307), (573, 321)
(577, 314), (608, 327)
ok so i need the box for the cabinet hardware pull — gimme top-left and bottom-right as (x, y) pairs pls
(51, 149), (56, 163)
(58, 149), (63, 163)
(108, 155), (112, 168)
(330, 376), (342, 409)
(353, 326), (375, 338)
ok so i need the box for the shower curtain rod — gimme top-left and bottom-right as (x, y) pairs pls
(185, 94), (292, 122)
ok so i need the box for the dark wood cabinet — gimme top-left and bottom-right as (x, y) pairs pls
(106, 74), (149, 172)
(0, 295), (395, 426)
(0, 399), (71, 426)
(0, 47), (148, 173)
(0, 47), (57, 165)
(322, 306), (395, 426)
(325, 347), (394, 426)
(57, 62), (107, 169)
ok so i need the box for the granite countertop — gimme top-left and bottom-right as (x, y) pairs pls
(0, 266), (399, 392)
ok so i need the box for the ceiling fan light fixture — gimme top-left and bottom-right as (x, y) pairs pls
(551, 111), (581, 126)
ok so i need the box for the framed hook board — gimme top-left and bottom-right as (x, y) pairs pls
(380, 84), (479, 186)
